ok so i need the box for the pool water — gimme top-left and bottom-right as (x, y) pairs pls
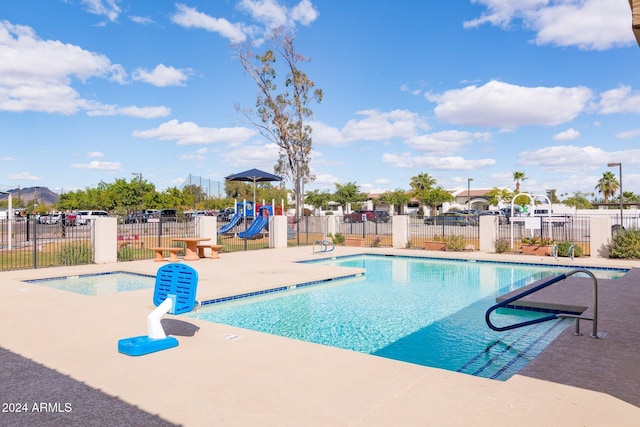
(25, 272), (155, 296)
(190, 255), (626, 380)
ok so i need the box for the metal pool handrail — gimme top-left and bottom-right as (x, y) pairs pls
(313, 239), (335, 254)
(485, 269), (602, 339)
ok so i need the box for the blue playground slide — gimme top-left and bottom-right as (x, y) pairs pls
(218, 210), (243, 234)
(238, 215), (268, 239)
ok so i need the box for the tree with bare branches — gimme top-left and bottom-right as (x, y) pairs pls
(236, 29), (323, 224)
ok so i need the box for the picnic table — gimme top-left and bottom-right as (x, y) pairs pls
(171, 237), (211, 261)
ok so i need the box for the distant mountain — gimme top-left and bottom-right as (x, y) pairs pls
(0, 186), (59, 205)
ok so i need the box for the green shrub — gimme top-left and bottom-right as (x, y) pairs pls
(556, 241), (583, 257)
(57, 243), (91, 265)
(610, 228), (640, 259)
(329, 232), (345, 245)
(444, 235), (466, 251)
(493, 239), (511, 254)
(117, 245), (135, 261)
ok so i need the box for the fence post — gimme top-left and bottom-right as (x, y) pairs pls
(392, 215), (409, 248)
(479, 215), (497, 252)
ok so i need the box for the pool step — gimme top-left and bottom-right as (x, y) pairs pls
(457, 317), (570, 380)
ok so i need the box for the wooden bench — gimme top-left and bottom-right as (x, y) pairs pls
(149, 247), (182, 262)
(196, 244), (224, 259)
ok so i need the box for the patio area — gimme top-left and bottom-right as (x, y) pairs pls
(1, 246), (639, 426)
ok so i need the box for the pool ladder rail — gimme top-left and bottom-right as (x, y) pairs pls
(313, 239), (335, 254)
(485, 269), (605, 339)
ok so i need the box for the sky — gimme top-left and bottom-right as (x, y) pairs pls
(1, 0), (640, 201)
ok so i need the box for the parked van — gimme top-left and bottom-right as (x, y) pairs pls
(76, 210), (109, 225)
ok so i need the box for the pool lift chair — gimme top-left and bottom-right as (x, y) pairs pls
(118, 263), (199, 356)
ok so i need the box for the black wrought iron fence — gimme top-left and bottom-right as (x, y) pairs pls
(116, 215), (196, 261)
(291, 216), (330, 246)
(409, 217), (480, 250)
(495, 216), (591, 256)
(0, 216), (94, 271)
(337, 216), (393, 247)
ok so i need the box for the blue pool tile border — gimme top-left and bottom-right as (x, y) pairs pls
(199, 273), (364, 306)
(24, 271), (156, 284)
(299, 252), (630, 274)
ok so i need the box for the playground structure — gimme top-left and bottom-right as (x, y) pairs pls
(218, 201), (277, 239)
(238, 205), (273, 239)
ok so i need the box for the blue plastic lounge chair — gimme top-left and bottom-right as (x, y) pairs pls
(118, 263), (199, 356)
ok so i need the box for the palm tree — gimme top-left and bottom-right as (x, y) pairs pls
(410, 173), (437, 216)
(595, 171), (619, 205)
(512, 171), (526, 193)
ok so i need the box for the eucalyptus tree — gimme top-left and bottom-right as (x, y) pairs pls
(595, 171), (620, 205)
(512, 171), (526, 193)
(236, 28), (323, 221)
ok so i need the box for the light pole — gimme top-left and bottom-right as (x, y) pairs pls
(132, 172), (142, 215)
(0, 191), (13, 250)
(607, 162), (623, 229)
(467, 178), (473, 210)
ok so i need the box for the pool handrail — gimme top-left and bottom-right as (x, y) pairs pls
(485, 269), (601, 338)
(313, 239), (335, 254)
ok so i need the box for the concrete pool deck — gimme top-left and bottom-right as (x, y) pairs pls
(1, 246), (639, 426)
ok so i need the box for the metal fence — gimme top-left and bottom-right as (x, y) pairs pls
(409, 217), (480, 250)
(0, 217), (94, 271)
(116, 215), (197, 261)
(337, 216), (393, 246)
(494, 216), (591, 256)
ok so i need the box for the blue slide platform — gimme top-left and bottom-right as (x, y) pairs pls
(218, 210), (243, 233)
(237, 215), (268, 239)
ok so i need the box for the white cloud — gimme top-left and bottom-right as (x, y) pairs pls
(465, 0), (634, 50)
(290, 0), (319, 25)
(132, 119), (257, 145)
(405, 130), (491, 154)
(518, 145), (640, 173)
(0, 21), (161, 117)
(132, 64), (191, 87)
(87, 151), (104, 158)
(219, 142), (280, 169)
(6, 171), (41, 181)
(130, 15), (154, 25)
(553, 128), (580, 141)
(427, 80), (591, 129)
(70, 161), (122, 171)
(312, 109), (429, 146)
(86, 104), (171, 118)
(382, 152), (496, 170)
(595, 86), (640, 115)
(81, 0), (121, 22)
(172, 4), (247, 43)
(173, 1), (318, 44)
(616, 129), (640, 139)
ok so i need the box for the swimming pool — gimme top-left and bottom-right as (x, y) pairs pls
(25, 272), (155, 296)
(191, 255), (627, 380)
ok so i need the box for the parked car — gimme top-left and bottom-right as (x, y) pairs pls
(424, 214), (471, 226)
(479, 210), (507, 225)
(216, 208), (235, 221)
(76, 210), (109, 225)
(159, 208), (177, 222)
(344, 210), (390, 223)
(124, 211), (148, 224)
